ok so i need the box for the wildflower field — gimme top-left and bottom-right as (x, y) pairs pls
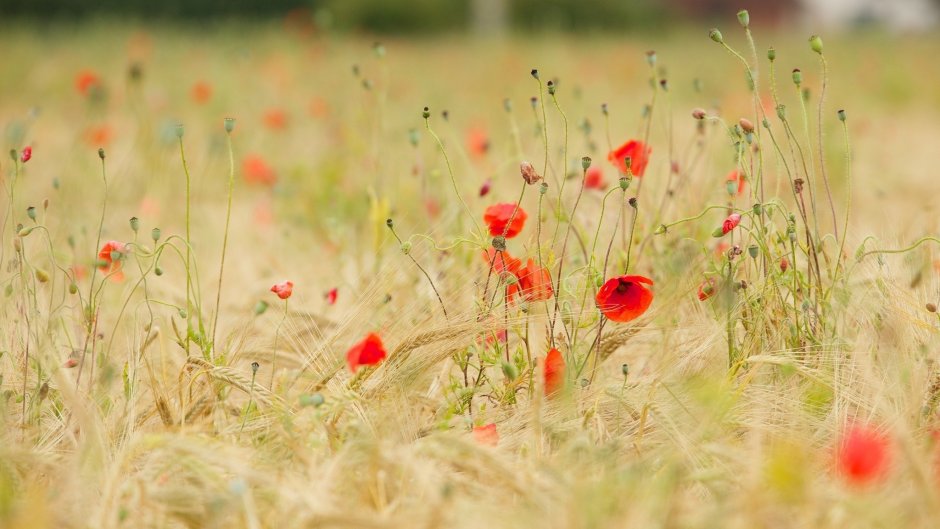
(3, 13), (940, 528)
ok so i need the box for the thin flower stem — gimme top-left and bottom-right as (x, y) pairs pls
(271, 299), (288, 389)
(425, 116), (482, 237)
(178, 136), (194, 357)
(857, 237), (940, 260)
(211, 127), (236, 359)
(817, 53), (839, 241)
(836, 118), (852, 273)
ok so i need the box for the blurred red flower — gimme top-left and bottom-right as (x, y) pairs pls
(517, 258), (553, 302)
(270, 280), (294, 300)
(346, 333), (387, 372)
(326, 287), (338, 305)
(484, 203), (527, 238)
(263, 109), (288, 130)
(584, 165), (606, 190)
(697, 277), (716, 301)
(75, 70), (101, 96)
(837, 425), (890, 486)
(243, 155), (276, 186)
(20, 146), (31, 163)
(543, 347), (565, 396)
(608, 140), (651, 177)
(726, 170), (746, 196)
(466, 126), (489, 159)
(595, 275), (653, 323)
(472, 423), (499, 446)
(191, 81), (213, 104)
(84, 125), (114, 147)
(97, 241), (127, 282)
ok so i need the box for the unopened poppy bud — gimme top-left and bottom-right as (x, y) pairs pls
(748, 245), (759, 258)
(654, 224), (667, 235)
(753, 203), (762, 216)
(622, 363), (630, 377)
(927, 303), (937, 313)
(739, 118), (754, 133)
(422, 107), (430, 119)
(300, 393), (325, 407)
(838, 109), (846, 122)
(174, 124), (184, 139)
(154, 266), (164, 276)
(709, 28), (723, 43)
(26, 206), (36, 220)
(68, 282), (78, 294)
(400, 241), (412, 255)
(692, 108), (706, 120)
(151, 227), (161, 242)
(737, 9), (749, 28)
(601, 103), (608, 116)
(129, 216), (139, 232)
(776, 104), (787, 121)
(250, 361), (260, 374)
(762, 117), (770, 129)
(385, 218), (394, 229)
(9, 149), (17, 161)
(253, 300), (269, 315)
(224, 117), (235, 133)
(628, 197), (638, 209)
(42, 198), (49, 211)
(792, 68), (802, 86)
(547, 81), (555, 95)
(581, 156), (592, 171)
(530, 69), (539, 80)
(98, 148), (106, 159)
(726, 180), (738, 195)
(35, 269), (49, 283)
(501, 361), (518, 380)
(178, 309), (187, 319)
(491, 235), (506, 251)
(619, 176), (630, 191)
(809, 35), (823, 54)
(539, 182), (548, 195)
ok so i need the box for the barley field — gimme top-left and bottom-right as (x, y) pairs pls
(2, 14), (940, 528)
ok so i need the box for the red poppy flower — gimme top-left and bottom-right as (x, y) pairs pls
(697, 277), (717, 301)
(517, 258), (553, 302)
(584, 165), (606, 190)
(346, 333), (387, 372)
(191, 81), (212, 104)
(721, 213), (741, 235)
(595, 275), (653, 323)
(75, 70), (101, 96)
(425, 198), (441, 219)
(20, 146), (31, 163)
(472, 423), (499, 446)
(482, 248), (522, 275)
(84, 125), (114, 147)
(779, 257), (789, 272)
(543, 348), (565, 396)
(97, 240), (127, 282)
(607, 140), (651, 177)
(726, 170), (746, 196)
(263, 109), (288, 130)
(479, 179), (492, 197)
(837, 425), (890, 485)
(466, 126), (489, 159)
(484, 203), (527, 238)
(476, 329), (507, 347)
(243, 155), (276, 186)
(270, 280), (293, 300)
(326, 287), (338, 305)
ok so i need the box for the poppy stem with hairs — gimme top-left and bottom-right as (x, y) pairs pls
(211, 118), (236, 359)
(77, 148), (109, 390)
(177, 127), (194, 358)
(423, 108), (482, 238)
(815, 46), (839, 242)
(271, 298), (287, 389)
(386, 219), (448, 319)
(836, 112), (851, 276)
(548, 159), (589, 343)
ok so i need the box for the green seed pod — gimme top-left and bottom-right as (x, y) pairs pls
(501, 361), (518, 381)
(792, 68), (802, 86)
(748, 245), (759, 258)
(809, 35), (823, 54)
(253, 300), (269, 315)
(174, 124), (184, 139)
(753, 203), (762, 216)
(491, 235), (506, 251)
(178, 309), (187, 319)
(726, 180), (738, 196)
(619, 176), (631, 191)
(26, 206), (36, 220)
(709, 28), (723, 43)
(68, 283), (78, 295)
(767, 47), (776, 62)
(98, 148), (106, 159)
(129, 216), (139, 233)
(151, 228), (161, 242)
(539, 182), (548, 195)
(224, 118), (236, 133)
(621, 363), (630, 377)
(737, 10), (749, 28)
(581, 156), (592, 171)
(400, 241), (412, 255)
(422, 107), (430, 119)
(837, 109), (846, 122)
(154, 266), (164, 276)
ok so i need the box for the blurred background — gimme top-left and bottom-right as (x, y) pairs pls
(1, 0), (937, 32)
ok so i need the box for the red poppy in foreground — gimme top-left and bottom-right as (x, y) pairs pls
(697, 277), (717, 301)
(595, 275), (653, 323)
(191, 81), (213, 104)
(20, 146), (32, 163)
(97, 241), (127, 282)
(472, 423), (499, 446)
(484, 203), (527, 238)
(346, 333), (387, 373)
(75, 70), (101, 96)
(517, 259), (553, 302)
(482, 247), (522, 276)
(837, 425), (890, 486)
(544, 348), (565, 396)
(726, 170), (746, 196)
(608, 140), (651, 177)
(584, 165), (606, 190)
(243, 155), (276, 186)
(270, 281), (294, 300)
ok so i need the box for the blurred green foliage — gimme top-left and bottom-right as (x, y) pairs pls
(0, 0), (666, 33)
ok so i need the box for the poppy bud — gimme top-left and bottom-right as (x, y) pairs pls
(386, 218), (394, 229)
(927, 303), (937, 313)
(748, 245), (759, 258)
(68, 282), (78, 294)
(250, 361), (260, 374)
(224, 117), (236, 133)
(300, 393), (325, 407)
(646, 50), (656, 66)
(491, 235), (506, 251)
(768, 47), (776, 61)
(253, 300), (269, 315)
(98, 148), (106, 159)
(776, 104), (787, 121)
(709, 28), (723, 43)
(621, 363), (630, 377)
(174, 124), (184, 139)
(422, 107), (430, 119)
(739, 118), (754, 133)
(400, 242), (412, 255)
(809, 35), (823, 54)
(838, 109), (846, 122)
(20, 146), (32, 163)
(151, 227), (161, 242)
(17, 226), (35, 237)
(792, 68), (802, 86)
(539, 182), (548, 195)
(178, 309), (187, 319)
(547, 80), (555, 96)
(619, 176), (630, 191)
(479, 179), (491, 197)
(762, 117), (770, 129)
(628, 197), (638, 209)
(520, 161), (541, 184)
(654, 224), (667, 235)
(35, 268), (49, 283)
(154, 266), (163, 276)
(780, 257), (789, 272)
(26, 206), (36, 220)
(129, 217), (139, 233)
(601, 103), (608, 116)
(530, 69), (539, 80)
(501, 361), (518, 380)
(581, 156), (592, 171)
(753, 203), (762, 216)
(737, 9), (749, 28)
(692, 108), (706, 120)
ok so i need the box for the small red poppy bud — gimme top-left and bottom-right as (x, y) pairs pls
(692, 108), (706, 120)
(720, 213), (741, 235)
(20, 146), (32, 163)
(326, 288), (338, 305)
(780, 257), (789, 272)
(697, 278), (717, 301)
(64, 358), (79, 368)
(479, 179), (492, 197)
